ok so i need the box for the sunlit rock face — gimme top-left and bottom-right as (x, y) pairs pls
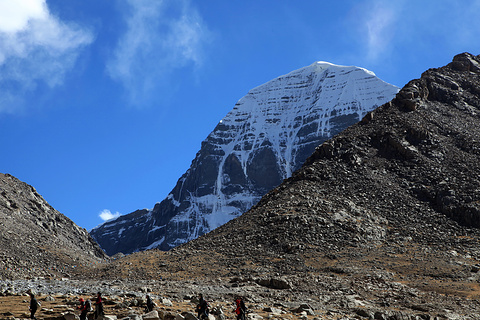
(90, 61), (399, 255)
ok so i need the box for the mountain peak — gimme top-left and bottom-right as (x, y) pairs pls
(91, 61), (399, 255)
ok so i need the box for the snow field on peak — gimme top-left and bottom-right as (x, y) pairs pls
(170, 63), (398, 236)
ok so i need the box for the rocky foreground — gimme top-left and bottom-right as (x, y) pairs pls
(0, 278), (352, 320)
(1, 268), (480, 320)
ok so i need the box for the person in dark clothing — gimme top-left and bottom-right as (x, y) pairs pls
(77, 298), (88, 320)
(234, 296), (246, 320)
(196, 294), (209, 319)
(29, 292), (38, 320)
(94, 292), (104, 319)
(146, 295), (156, 312)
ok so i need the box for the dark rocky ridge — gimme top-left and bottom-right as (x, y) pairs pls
(0, 173), (107, 279)
(93, 53), (480, 318)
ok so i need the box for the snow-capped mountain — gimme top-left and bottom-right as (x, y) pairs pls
(90, 61), (399, 255)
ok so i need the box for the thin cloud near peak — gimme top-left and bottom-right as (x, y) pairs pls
(106, 0), (212, 107)
(99, 209), (121, 222)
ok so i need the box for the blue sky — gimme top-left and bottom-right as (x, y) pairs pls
(1, 0), (480, 230)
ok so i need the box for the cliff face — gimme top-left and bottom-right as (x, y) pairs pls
(91, 62), (398, 255)
(0, 173), (107, 279)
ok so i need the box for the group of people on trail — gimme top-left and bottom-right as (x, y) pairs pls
(76, 292), (103, 320)
(196, 294), (247, 320)
(29, 290), (246, 319)
(76, 292), (156, 319)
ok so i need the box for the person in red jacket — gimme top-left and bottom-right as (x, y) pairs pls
(94, 292), (104, 319)
(77, 298), (88, 320)
(234, 296), (246, 320)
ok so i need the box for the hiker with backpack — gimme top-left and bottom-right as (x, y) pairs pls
(196, 293), (209, 319)
(78, 298), (86, 320)
(234, 296), (246, 320)
(77, 298), (91, 320)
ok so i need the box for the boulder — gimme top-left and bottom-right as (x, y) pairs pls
(143, 310), (160, 320)
(96, 315), (118, 320)
(355, 308), (373, 318)
(263, 307), (283, 315)
(161, 298), (173, 307)
(256, 278), (291, 290)
(115, 302), (131, 309)
(294, 303), (314, 314)
(181, 312), (198, 320)
(209, 306), (224, 316)
(63, 312), (80, 320)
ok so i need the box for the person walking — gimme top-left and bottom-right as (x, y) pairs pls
(28, 291), (38, 320)
(234, 296), (246, 320)
(196, 294), (209, 319)
(94, 292), (104, 319)
(77, 298), (88, 320)
(146, 295), (156, 312)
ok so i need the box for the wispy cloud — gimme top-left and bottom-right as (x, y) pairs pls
(99, 209), (121, 221)
(0, 0), (94, 114)
(106, 0), (212, 107)
(352, 1), (400, 63)
(354, 0), (480, 65)
(364, 5), (396, 61)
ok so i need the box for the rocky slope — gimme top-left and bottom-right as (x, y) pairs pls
(91, 61), (398, 255)
(0, 173), (107, 279)
(91, 53), (480, 319)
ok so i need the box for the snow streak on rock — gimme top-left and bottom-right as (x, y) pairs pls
(90, 62), (399, 255)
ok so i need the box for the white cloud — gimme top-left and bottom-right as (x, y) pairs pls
(106, 0), (211, 107)
(99, 209), (121, 221)
(0, 0), (45, 33)
(0, 0), (94, 113)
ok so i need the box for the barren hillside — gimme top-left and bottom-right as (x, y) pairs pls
(0, 173), (107, 279)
